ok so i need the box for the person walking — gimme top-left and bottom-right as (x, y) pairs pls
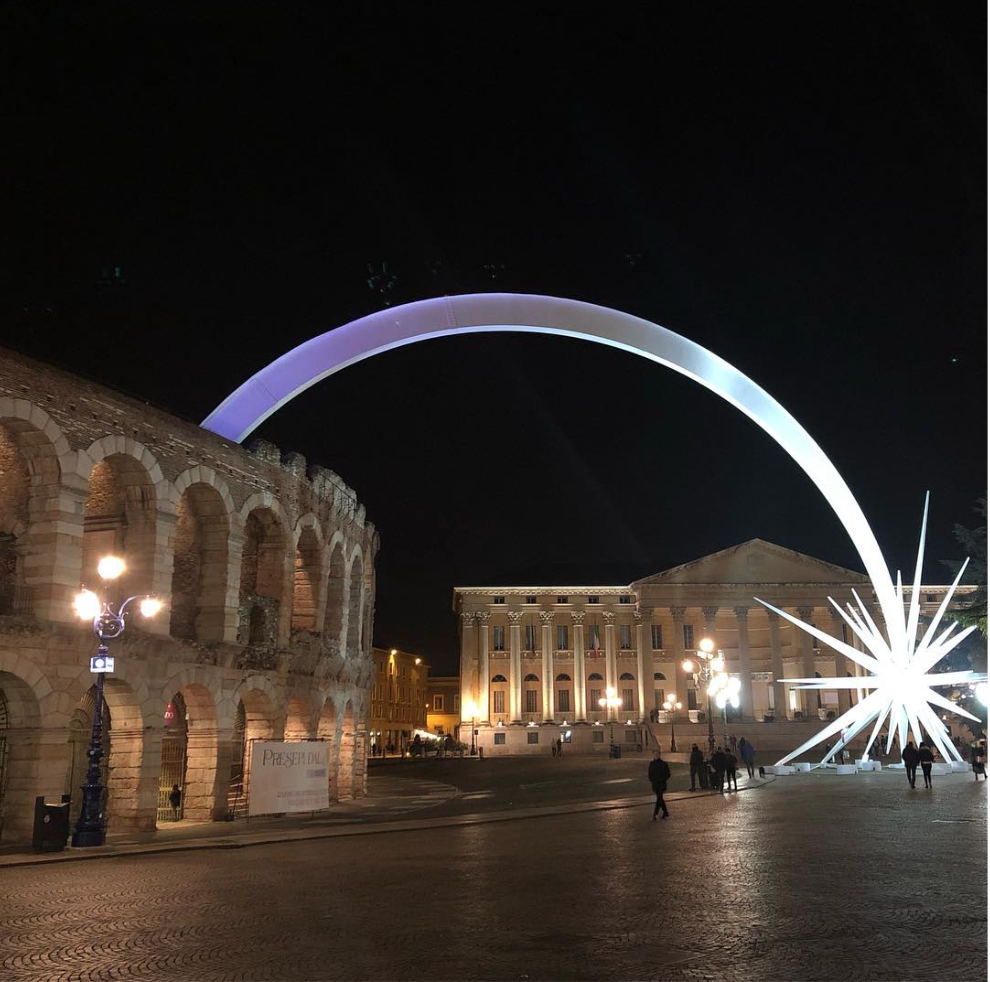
(724, 747), (739, 791)
(711, 746), (728, 793)
(972, 741), (986, 781)
(551, 739), (557, 757)
(729, 734), (738, 754)
(740, 738), (756, 778)
(648, 749), (671, 820)
(168, 783), (182, 821)
(901, 740), (920, 788)
(689, 744), (704, 791)
(556, 737), (563, 757)
(918, 742), (935, 789)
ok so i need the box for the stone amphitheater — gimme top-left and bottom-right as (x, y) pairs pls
(0, 346), (379, 843)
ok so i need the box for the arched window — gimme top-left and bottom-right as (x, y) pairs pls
(523, 673), (539, 682)
(588, 672), (603, 681)
(555, 674), (571, 682)
(619, 672), (635, 680)
(491, 674), (507, 683)
(654, 672), (666, 680)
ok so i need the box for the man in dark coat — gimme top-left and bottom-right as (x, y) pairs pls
(648, 749), (671, 820)
(711, 747), (728, 792)
(689, 744), (705, 791)
(901, 741), (920, 788)
(918, 742), (935, 788)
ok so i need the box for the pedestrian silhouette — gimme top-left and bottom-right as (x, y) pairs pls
(901, 741), (920, 788)
(648, 749), (671, 819)
(918, 742), (935, 788)
(689, 744), (704, 791)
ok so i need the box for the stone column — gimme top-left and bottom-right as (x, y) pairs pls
(670, 607), (689, 713)
(635, 610), (649, 722)
(603, 611), (617, 694)
(831, 610), (853, 714)
(571, 611), (586, 721)
(508, 611), (522, 723)
(734, 606), (755, 720)
(702, 606), (719, 652)
(796, 607), (818, 718)
(540, 610), (555, 722)
(459, 612), (477, 724)
(24, 481), (86, 624)
(477, 613), (490, 723)
(767, 610), (787, 719)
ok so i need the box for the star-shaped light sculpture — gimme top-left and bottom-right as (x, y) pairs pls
(757, 494), (987, 767)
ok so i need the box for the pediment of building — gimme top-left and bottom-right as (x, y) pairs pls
(631, 539), (869, 587)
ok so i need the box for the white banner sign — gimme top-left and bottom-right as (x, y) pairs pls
(248, 741), (330, 816)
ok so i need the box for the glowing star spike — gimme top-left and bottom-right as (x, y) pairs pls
(758, 495), (988, 768)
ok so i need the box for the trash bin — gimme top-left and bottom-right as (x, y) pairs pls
(32, 795), (71, 853)
(609, 745), (622, 759)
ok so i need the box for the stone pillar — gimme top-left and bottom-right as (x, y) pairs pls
(796, 607), (818, 718)
(635, 611), (649, 722)
(603, 611), (617, 695)
(767, 610), (787, 719)
(734, 606), (755, 720)
(832, 610), (853, 714)
(571, 611), (586, 721)
(670, 607), (689, 714)
(508, 611), (522, 723)
(540, 610), (555, 723)
(23, 481), (86, 624)
(459, 611), (477, 724)
(477, 613), (490, 723)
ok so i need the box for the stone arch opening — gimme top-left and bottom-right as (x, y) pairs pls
(0, 669), (42, 842)
(169, 483), (231, 642)
(83, 454), (157, 597)
(322, 541), (346, 653)
(0, 418), (65, 617)
(238, 508), (287, 649)
(345, 554), (364, 657)
(291, 527), (322, 632)
(227, 687), (275, 815)
(156, 682), (218, 825)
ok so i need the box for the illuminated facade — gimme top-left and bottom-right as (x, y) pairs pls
(369, 647), (428, 754)
(426, 675), (460, 737)
(453, 540), (975, 756)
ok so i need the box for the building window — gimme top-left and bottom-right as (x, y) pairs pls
(525, 595), (538, 605)
(619, 624), (632, 649)
(493, 596), (505, 604)
(589, 687), (601, 709)
(561, 730), (571, 743)
(588, 595), (600, 604)
(557, 596), (569, 604)
(525, 689), (537, 713)
(494, 732), (506, 745)
(619, 595), (631, 604)
(811, 627), (820, 650)
(683, 624), (695, 650)
(651, 624), (664, 650)
(687, 689), (698, 710)
(841, 623), (849, 644)
(493, 690), (506, 714)
(557, 689), (570, 713)
(493, 626), (505, 650)
(926, 593), (936, 603)
(588, 623), (601, 650)
(622, 688), (634, 713)
(527, 731), (539, 744)
(556, 624), (568, 650)
(654, 688), (665, 708)
(433, 694), (444, 711)
(593, 729), (604, 743)
(454, 694), (460, 712)
(624, 729), (638, 743)
(525, 624), (537, 650)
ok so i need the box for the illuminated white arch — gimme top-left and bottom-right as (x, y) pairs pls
(204, 292), (899, 625)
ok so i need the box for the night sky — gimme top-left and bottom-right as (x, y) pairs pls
(3, 4), (986, 672)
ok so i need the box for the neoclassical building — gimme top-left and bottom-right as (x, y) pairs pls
(454, 540), (970, 755)
(0, 348), (378, 843)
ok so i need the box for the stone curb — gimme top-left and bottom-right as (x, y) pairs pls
(0, 779), (775, 869)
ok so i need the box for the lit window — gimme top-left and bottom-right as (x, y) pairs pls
(493, 690), (506, 714)
(619, 624), (632, 649)
(556, 624), (568, 650)
(527, 732), (539, 744)
(557, 596), (569, 605)
(494, 732), (506, 745)
(493, 596), (505, 605)
(525, 595), (537, 605)
(433, 695), (444, 711)
(525, 690), (537, 713)
(651, 624), (664, 650)
(493, 626), (505, 651)
(525, 624), (537, 650)
(683, 624), (695, 650)
(622, 688), (634, 712)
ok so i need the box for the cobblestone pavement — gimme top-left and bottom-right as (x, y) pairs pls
(0, 773), (985, 981)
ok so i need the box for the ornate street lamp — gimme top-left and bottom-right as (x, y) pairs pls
(682, 637), (725, 756)
(71, 556), (163, 848)
(598, 687), (622, 748)
(661, 698), (682, 752)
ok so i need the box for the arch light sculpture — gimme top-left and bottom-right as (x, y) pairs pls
(204, 293), (985, 765)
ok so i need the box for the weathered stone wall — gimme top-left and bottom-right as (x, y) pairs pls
(0, 347), (379, 843)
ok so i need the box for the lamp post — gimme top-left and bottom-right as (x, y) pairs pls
(598, 687), (622, 748)
(71, 556), (163, 848)
(682, 637), (737, 757)
(661, 698), (682, 752)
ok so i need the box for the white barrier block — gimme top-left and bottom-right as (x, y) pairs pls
(857, 759), (873, 771)
(836, 764), (857, 775)
(764, 764), (795, 775)
(793, 762), (812, 772)
(931, 763), (952, 776)
(951, 761), (970, 773)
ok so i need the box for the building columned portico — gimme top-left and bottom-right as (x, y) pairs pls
(453, 539), (971, 755)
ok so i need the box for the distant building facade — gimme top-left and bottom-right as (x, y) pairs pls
(369, 647), (428, 754)
(453, 539), (972, 755)
(426, 675), (460, 737)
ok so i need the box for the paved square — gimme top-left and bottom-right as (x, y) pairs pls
(0, 769), (985, 981)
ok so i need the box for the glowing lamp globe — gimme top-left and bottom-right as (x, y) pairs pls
(73, 589), (101, 621)
(97, 556), (126, 580)
(698, 637), (715, 654)
(682, 659), (694, 673)
(139, 598), (163, 618)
